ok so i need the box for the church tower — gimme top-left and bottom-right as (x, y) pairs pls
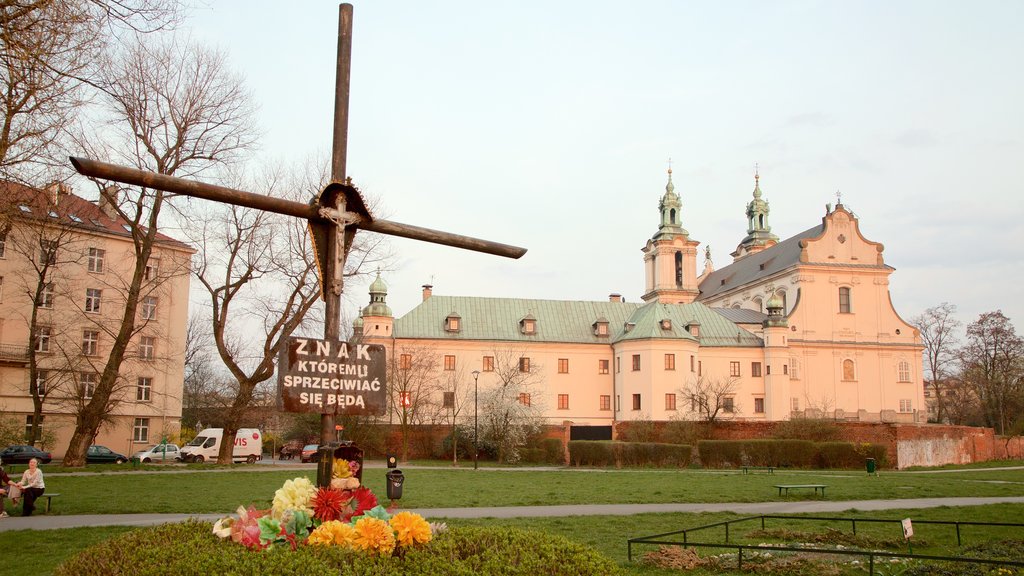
(641, 168), (701, 304)
(731, 167), (779, 261)
(360, 271), (393, 338)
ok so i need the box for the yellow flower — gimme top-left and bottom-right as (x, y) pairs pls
(308, 520), (356, 547)
(389, 511), (432, 547)
(272, 477), (316, 517)
(351, 516), (396, 556)
(332, 458), (352, 479)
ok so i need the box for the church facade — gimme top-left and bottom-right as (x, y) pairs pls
(358, 170), (925, 427)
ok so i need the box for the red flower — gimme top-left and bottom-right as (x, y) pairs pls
(311, 487), (347, 523)
(350, 486), (378, 517)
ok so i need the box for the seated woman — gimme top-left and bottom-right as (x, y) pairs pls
(15, 458), (45, 516)
(0, 458), (10, 517)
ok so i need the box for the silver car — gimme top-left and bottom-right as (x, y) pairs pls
(132, 443), (181, 463)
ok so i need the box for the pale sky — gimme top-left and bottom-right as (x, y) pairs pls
(186, 0), (1024, 335)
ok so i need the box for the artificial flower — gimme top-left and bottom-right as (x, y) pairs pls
(212, 516), (234, 539)
(312, 487), (346, 522)
(330, 476), (360, 491)
(272, 477), (316, 517)
(351, 516), (396, 556)
(308, 520), (356, 547)
(390, 511), (432, 547)
(349, 486), (378, 518)
(332, 458), (352, 479)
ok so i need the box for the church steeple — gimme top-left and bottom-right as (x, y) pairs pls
(642, 164), (701, 304)
(731, 165), (779, 261)
(360, 270), (393, 338)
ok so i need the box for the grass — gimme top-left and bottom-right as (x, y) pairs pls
(3, 504), (1022, 576)
(12, 465), (1024, 515)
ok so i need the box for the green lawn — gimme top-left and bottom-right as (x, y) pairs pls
(13, 465), (1024, 515)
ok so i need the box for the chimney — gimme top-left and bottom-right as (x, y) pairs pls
(609, 293), (623, 303)
(99, 185), (119, 219)
(422, 284), (433, 301)
(45, 182), (72, 206)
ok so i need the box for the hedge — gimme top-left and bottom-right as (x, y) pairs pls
(697, 439), (887, 469)
(567, 441), (691, 468)
(54, 521), (624, 576)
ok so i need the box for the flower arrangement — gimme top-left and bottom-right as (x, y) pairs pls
(212, 460), (433, 556)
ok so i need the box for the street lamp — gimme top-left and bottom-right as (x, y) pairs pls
(472, 370), (480, 470)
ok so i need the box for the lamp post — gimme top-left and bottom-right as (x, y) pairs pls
(472, 370), (480, 470)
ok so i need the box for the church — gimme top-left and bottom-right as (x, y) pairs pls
(357, 169), (925, 426)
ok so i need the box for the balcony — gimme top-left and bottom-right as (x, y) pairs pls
(0, 342), (30, 366)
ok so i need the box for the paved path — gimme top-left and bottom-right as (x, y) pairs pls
(3, 496), (1024, 532)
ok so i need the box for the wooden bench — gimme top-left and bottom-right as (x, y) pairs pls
(774, 484), (826, 497)
(743, 466), (774, 474)
(43, 493), (61, 513)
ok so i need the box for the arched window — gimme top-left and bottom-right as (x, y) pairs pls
(674, 252), (683, 286)
(752, 297), (763, 313)
(898, 360), (911, 382)
(776, 290), (787, 313)
(842, 359), (856, 381)
(839, 287), (852, 313)
(669, 208), (677, 225)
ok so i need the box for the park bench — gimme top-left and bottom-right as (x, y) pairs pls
(742, 466), (774, 474)
(43, 493), (61, 513)
(774, 484), (826, 497)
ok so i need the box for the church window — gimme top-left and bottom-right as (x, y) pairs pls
(632, 394), (641, 410)
(898, 360), (911, 382)
(632, 354), (640, 371)
(674, 252), (683, 286)
(670, 208), (677, 224)
(753, 297), (763, 313)
(729, 361), (741, 377)
(444, 355), (455, 371)
(776, 290), (787, 312)
(842, 359), (856, 381)
(839, 287), (852, 313)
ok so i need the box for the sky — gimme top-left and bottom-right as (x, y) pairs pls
(186, 0), (1024, 335)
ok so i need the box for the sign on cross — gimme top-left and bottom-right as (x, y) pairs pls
(69, 3), (526, 446)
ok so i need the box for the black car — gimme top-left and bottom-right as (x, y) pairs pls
(86, 445), (128, 464)
(0, 444), (53, 464)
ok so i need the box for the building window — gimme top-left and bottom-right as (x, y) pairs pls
(520, 317), (536, 335)
(88, 248), (105, 273)
(842, 358), (856, 381)
(615, 395), (620, 412)
(444, 355), (455, 371)
(751, 362), (762, 377)
(557, 394), (569, 410)
(443, 391), (454, 408)
(141, 296), (158, 320)
(0, 275), (3, 302)
(791, 397), (800, 412)
(753, 297), (763, 313)
(790, 357), (800, 380)
(898, 360), (911, 382)
(519, 357), (530, 372)
(24, 415), (43, 440)
(698, 360), (702, 376)
(137, 377), (152, 402)
(665, 393), (677, 411)
(783, 364), (789, 375)
(0, 233), (5, 258)
(399, 391), (412, 408)
(144, 258), (159, 280)
(664, 354), (675, 370)
(80, 372), (96, 399)
(839, 287), (852, 313)
(85, 288), (102, 313)
(899, 399), (913, 413)
(754, 397), (765, 414)
(483, 356), (494, 372)
(594, 321), (609, 336)
(399, 354), (412, 370)
(35, 326), (52, 353)
(598, 359), (609, 374)
(39, 283), (54, 308)
(730, 361), (741, 377)
(599, 395), (611, 411)
(34, 370), (48, 396)
(518, 392), (531, 406)
(632, 393), (641, 411)
(722, 397), (735, 413)
(133, 417), (150, 443)
(558, 358), (569, 374)
(445, 315), (460, 332)
(690, 355), (695, 372)
(615, 357), (620, 373)
(631, 354), (640, 371)
(82, 330), (99, 356)
(139, 336), (155, 360)
(38, 240), (57, 265)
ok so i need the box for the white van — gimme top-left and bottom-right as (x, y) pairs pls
(180, 428), (262, 463)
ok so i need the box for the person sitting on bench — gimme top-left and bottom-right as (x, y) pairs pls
(14, 458), (45, 516)
(0, 458), (11, 518)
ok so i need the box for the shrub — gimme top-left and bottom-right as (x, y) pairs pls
(697, 440), (745, 468)
(541, 437), (565, 464)
(661, 420), (709, 445)
(772, 418), (842, 441)
(568, 440), (615, 466)
(54, 521), (624, 576)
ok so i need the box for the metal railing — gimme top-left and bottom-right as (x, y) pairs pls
(628, 514), (1024, 573)
(0, 342), (30, 362)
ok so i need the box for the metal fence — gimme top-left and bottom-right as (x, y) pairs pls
(628, 514), (1024, 573)
(0, 342), (29, 361)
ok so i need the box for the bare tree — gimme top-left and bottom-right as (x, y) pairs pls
(960, 311), (1024, 435)
(439, 365), (472, 465)
(681, 375), (741, 424)
(181, 311), (215, 430)
(479, 346), (544, 464)
(912, 302), (962, 423)
(62, 37), (257, 466)
(0, 0), (181, 181)
(387, 344), (441, 462)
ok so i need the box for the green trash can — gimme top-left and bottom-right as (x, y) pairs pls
(131, 457), (141, 469)
(866, 457), (876, 475)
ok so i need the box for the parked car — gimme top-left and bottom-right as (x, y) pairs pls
(300, 444), (319, 463)
(86, 445), (128, 464)
(131, 443), (181, 463)
(0, 444), (52, 464)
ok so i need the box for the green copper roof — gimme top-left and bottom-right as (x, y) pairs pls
(394, 295), (761, 347)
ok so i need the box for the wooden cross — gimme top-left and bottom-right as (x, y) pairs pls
(69, 4), (526, 445)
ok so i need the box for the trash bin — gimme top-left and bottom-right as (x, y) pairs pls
(866, 457), (876, 475)
(386, 469), (404, 500)
(130, 457), (141, 469)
